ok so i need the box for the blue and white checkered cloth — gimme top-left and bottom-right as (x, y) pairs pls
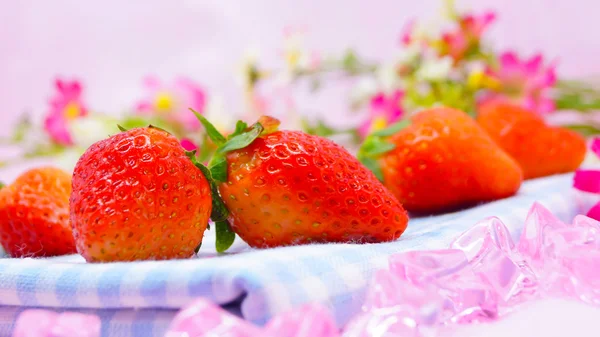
(0, 173), (595, 337)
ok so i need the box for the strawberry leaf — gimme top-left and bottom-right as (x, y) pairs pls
(564, 124), (600, 137)
(360, 156), (384, 181)
(218, 122), (264, 154)
(191, 108), (227, 146)
(148, 124), (173, 135)
(360, 137), (396, 156)
(371, 119), (410, 137)
(117, 125), (128, 132)
(215, 220), (236, 253)
(230, 121), (249, 138)
(357, 120), (410, 181)
(209, 156), (228, 183)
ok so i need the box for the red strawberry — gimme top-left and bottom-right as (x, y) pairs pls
(477, 102), (587, 179)
(70, 126), (212, 262)
(191, 113), (408, 249)
(358, 107), (523, 213)
(0, 167), (75, 257)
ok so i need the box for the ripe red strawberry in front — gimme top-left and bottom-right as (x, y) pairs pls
(0, 167), (75, 257)
(199, 116), (409, 248)
(70, 127), (212, 262)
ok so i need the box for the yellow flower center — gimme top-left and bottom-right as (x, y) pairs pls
(286, 50), (301, 69)
(155, 92), (174, 112)
(468, 71), (502, 91)
(370, 116), (389, 133)
(63, 102), (81, 120)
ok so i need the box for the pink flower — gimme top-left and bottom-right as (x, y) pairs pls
(439, 11), (496, 61)
(483, 52), (557, 114)
(400, 19), (416, 46)
(135, 76), (207, 131)
(574, 138), (600, 220)
(180, 138), (198, 151)
(359, 90), (404, 137)
(461, 11), (496, 38)
(44, 79), (88, 145)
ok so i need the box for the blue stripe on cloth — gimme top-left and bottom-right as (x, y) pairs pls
(16, 267), (42, 306)
(132, 310), (157, 337)
(56, 266), (82, 307)
(97, 265), (128, 307)
(139, 268), (169, 307)
(0, 172), (596, 337)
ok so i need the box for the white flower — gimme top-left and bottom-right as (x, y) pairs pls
(52, 147), (84, 173)
(395, 44), (421, 65)
(350, 77), (378, 106)
(235, 47), (262, 90)
(68, 115), (116, 150)
(202, 95), (237, 133)
(274, 28), (320, 86)
(376, 62), (402, 94)
(415, 56), (453, 82)
(282, 28), (318, 73)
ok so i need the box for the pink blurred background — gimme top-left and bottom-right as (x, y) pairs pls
(2, 0), (599, 138)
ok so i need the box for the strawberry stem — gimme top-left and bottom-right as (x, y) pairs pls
(186, 151), (236, 252)
(189, 112), (282, 252)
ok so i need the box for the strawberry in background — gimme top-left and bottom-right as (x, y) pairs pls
(358, 107), (523, 213)
(0, 167), (75, 257)
(476, 101), (587, 179)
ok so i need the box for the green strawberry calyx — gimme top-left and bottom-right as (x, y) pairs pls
(188, 109), (280, 252)
(357, 119), (411, 181)
(0, 181), (4, 190)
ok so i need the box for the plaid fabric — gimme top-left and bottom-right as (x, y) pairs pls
(0, 173), (593, 337)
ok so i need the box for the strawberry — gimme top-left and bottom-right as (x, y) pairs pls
(189, 111), (408, 249)
(476, 102), (587, 179)
(358, 107), (523, 213)
(70, 126), (212, 262)
(0, 167), (75, 257)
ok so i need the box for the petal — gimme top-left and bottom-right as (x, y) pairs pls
(66, 80), (83, 98)
(499, 52), (520, 70)
(370, 92), (387, 109)
(587, 202), (600, 222)
(591, 137), (600, 157)
(180, 138), (198, 151)
(543, 67), (557, 87)
(387, 90), (405, 120)
(535, 97), (555, 114)
(142, 76), (162, 90)
(44, 113), (73, 145)
(520, 95), (538, 112)
(574, 169), (600, 193)
(482, 11), (497, 25)
(358, 118), (374, 138)
(400, 19), (415, 45)
(524, 54), (543, 75)
(135, 101), (153, 114)
(55, 78), (66, 93)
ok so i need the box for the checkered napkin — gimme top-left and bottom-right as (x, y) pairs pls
(0, 173), (592, 337)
